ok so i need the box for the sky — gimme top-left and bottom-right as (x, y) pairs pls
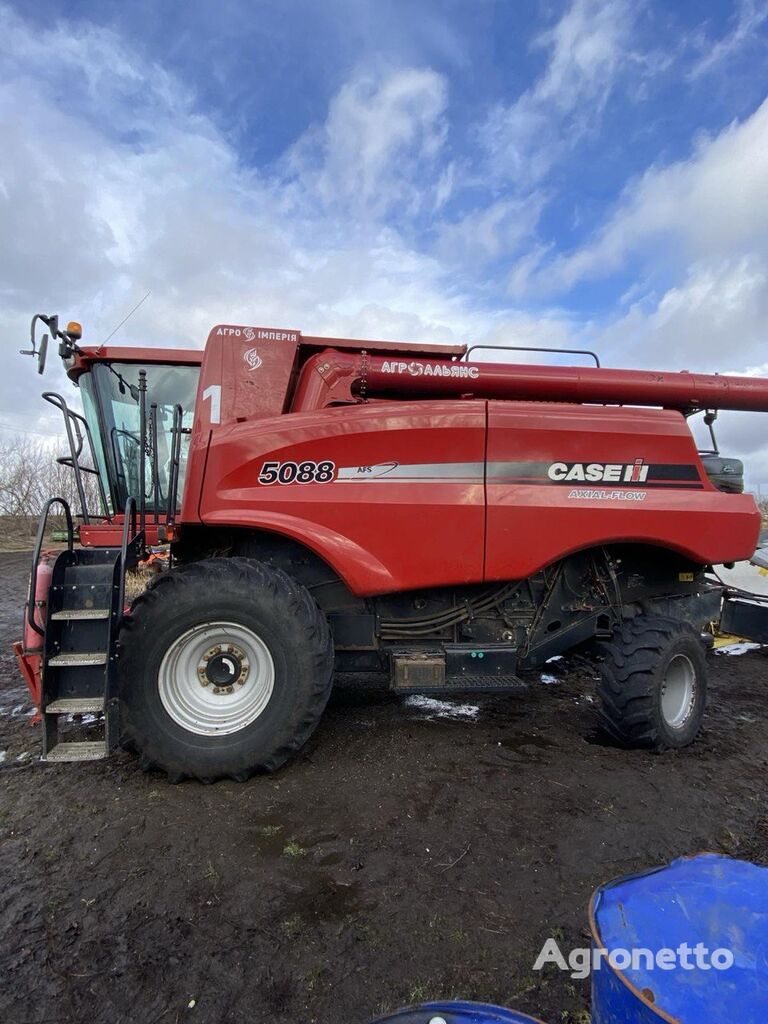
(2, 0), (768, 488)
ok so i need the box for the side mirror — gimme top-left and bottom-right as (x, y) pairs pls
(37, 333), (48, 375)
(23, 313), (58, 373)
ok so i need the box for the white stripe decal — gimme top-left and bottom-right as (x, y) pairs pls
(336, 461), (484, 483)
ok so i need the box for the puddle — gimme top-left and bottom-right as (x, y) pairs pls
(248, 816), (289, 856)
(402, 695), (479, 720)
(411, 778), (444, 819)
(280, 876), (368, 925)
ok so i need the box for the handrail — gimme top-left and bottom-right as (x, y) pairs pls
(150, 403), (161, 524)
(117, 496), (139, 616)
(463, 344), (601, 368)
(42, 392), (110, 521)
(138, 371), (147, 540)
(42, 393), (90, 523)
(166, 404), (183, 525)
(27, 497), (73, 639)
(109, 425), (139, 505)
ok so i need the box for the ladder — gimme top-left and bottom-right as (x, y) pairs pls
(28, 497), (143, 762)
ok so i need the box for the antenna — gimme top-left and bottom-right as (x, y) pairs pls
(101, 291), (151, 346)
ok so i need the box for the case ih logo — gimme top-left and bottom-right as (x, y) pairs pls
(380, 360), (480, 380)
(548, 459), (649, 483)
(243, 347), (263, 371)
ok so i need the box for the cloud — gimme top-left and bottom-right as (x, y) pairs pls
(688, 0), (768, 79)
(593, 256), (768, 369)
(479, 0), (637, 185)
(0, 4), (576, 439)
(284, 67), (448, 219)
(537, 97), (768, 292)
(435, 194), (546, 266)
(2, 1), (768, 492)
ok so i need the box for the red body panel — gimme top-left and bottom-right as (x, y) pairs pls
(485, 403), (759, 579)
(198, 401), (487, 595)
(174, 327), (764, 597)
(79, 522), (168, 547)
(193, 397), (760, 596)
(68, 345), (202, 381)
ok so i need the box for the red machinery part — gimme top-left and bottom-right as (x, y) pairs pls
(172, 329), (767, 598)
(14, 550), (56, 711)
(23, 550), (54, 654)
(290, 350), (768, 413)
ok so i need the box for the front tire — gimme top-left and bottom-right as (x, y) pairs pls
(118, 557), (334, 782)
(596, 615), (707, 750)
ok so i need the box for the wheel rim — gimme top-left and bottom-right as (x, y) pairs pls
(158, 621), (275, 736)
(660, 653), (697, 729)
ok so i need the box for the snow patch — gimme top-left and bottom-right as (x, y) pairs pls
(0, 688), (34, 718)
(403, 695), (479, 720)
(715, 641), (763, 656)
(540, 673), (559, 685)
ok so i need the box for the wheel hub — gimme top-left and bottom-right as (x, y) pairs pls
(197, 643), (249, 694)
(159, 623), (275, 735)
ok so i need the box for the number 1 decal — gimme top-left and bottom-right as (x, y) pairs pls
(202, 384), (221, 424)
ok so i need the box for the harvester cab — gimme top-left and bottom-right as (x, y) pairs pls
(13, 313), (768, 781)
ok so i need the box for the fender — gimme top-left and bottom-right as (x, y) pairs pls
(201, 508), (395, 596)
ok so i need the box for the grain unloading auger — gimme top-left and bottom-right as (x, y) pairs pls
(292, 346), (768, 413)
(13, 316), (768, 780)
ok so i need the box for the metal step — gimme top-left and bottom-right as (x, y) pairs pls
(48, 651), (107, 667)
(45, 697), (104, 714)
(44, 741), (107, 763)
(50, 608), (110, 621)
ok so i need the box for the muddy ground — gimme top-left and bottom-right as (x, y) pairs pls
(1, 550), (767, 1024)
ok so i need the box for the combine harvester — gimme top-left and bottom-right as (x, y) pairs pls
(13, 315), (768, 781)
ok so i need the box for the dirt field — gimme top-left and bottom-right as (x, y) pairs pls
(1, 550), (767, 1024)
(0, 516), (66, 553)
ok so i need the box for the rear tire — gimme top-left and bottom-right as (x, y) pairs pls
(596, 615), (707, 750)
(118, 557), (334, 782)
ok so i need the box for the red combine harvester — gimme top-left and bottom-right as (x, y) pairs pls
(13, 314), (768, 781)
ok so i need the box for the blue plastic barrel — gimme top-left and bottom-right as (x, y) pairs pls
(369, 1002), (546, 1024)
(591, 853), (768, 1023)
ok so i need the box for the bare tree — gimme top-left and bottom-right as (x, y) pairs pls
(0, 435), (104, 518)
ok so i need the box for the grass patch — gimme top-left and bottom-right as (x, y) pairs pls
(282, 840), (308, 858)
